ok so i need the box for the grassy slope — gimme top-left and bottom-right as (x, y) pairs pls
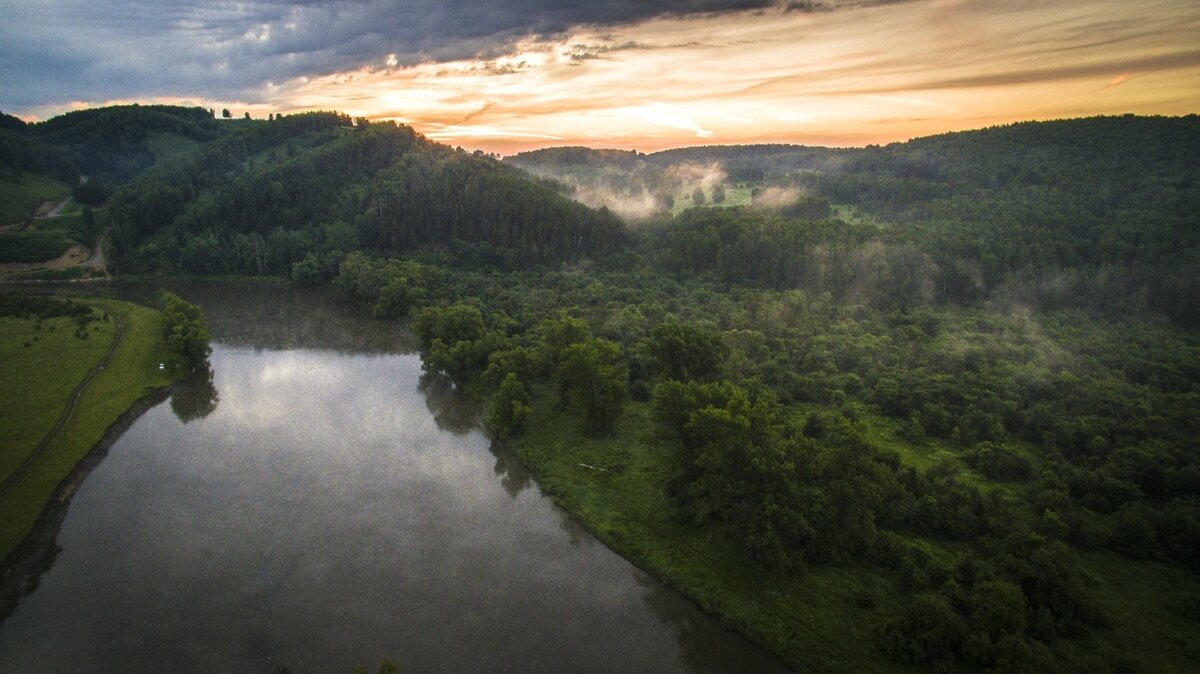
(670, 183), (754, 215)
(511, 387), (1199, 672)
(145, 132), (200, 163)
(0, 298), (172, 560)
(0, 311), (113, 479)
(1075, 552), (1198, 670)
(0, 173), (70, 226)
(509, 386), (908, 674)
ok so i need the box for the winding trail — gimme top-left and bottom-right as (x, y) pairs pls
(44, 197), (73, 219)
(0, 313), (125, 499)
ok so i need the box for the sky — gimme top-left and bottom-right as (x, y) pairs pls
(1, 0), (1198, 153)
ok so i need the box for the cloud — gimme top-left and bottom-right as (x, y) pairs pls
(0, 0), (777, 111)
(1, 0), (1197, 153)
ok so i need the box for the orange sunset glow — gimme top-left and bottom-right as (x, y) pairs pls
(6, 0), (1199, 153)
(269, 0), (1200, 152)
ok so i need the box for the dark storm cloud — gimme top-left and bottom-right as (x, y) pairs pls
(0, 0), (778, 111)
(783, 0), (916, 12)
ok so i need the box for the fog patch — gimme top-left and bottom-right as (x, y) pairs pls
(751, 186), (804, 208)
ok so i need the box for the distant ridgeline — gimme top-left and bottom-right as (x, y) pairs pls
(509, 115), (1200, 327)
(1, 106), (1198, 326)
(0, 104), (221, 197)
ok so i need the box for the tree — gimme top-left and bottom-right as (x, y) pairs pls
(534, 313), (591, 372)
(691, 186), (706, 206)
(646, 320), (726, 382)
(159, 290), (212, 371)
(884, 593), (968, 667)
(969, 579), (1027, 639)
(554, 338), (628, 434)
(712, 183), (726, 204)
(221, 108), (231, 119)
(413, 303), (484, 350)
(244, 111), (251, 120)
(486, 373), (532, 439)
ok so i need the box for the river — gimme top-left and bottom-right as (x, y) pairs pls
(0, 281), (787, 673)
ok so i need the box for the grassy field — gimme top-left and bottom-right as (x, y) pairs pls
(831, 203), (887, 228)
(145, 132), (200, 163)
(0, 173), (70, 226)
(509, 387), (1199, 672)
(0, 230), (77, 263)
(0, 298), (172, 560)
(669, 183), (754, 215)
(0, 207), (105, 266)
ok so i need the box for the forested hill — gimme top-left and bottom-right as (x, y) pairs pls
(0, 104), (222, 195)
(506, 115), (1200, 326)
(103, 111), (624, 274)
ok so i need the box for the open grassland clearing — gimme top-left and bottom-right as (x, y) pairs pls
(0, 297), (171, 560)
(0, 173), (70, 227)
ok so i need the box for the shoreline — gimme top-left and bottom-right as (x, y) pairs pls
(0, 385), (172, 623)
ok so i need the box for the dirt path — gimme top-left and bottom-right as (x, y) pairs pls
(45, 197), (73, 218)
(80, 229), (107, 271)
(0, 313), (125, 499)
(0, 196), (108, 279)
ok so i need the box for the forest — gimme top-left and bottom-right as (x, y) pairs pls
(3, 106), (1198, 672)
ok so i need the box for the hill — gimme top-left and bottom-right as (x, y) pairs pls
(106, 112), (625, 274)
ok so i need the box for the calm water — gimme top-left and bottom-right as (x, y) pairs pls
(0, 281), (786, 673)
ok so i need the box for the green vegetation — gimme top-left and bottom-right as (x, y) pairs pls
(329, 116), (1199, 672)
(3, 106), (1198, 671)
(0, 172), (69, 225)
(0, 206), (105, 266)
(0, 230), (75, 263)
(159, 290), (212, 371)
(104, 112), (623, 274)
(6, 267), (97, 281)
(0, 295), (175, 560)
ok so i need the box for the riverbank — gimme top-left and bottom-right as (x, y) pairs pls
(0, 297), (173, 562)
(0, 386), (171, 622)
(507, 386), (906, 674)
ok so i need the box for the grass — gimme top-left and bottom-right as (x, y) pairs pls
(0, 297), (172, 560)
(510, 387), (1200, 673)
(0, 173), (70, 226)
(832, 203), (887, 228)
(670, 183), (755, 215)
(7, 267), (97, 281)
(0, 311), (113, 479)
(0, 230), (76, 263)
(509, 386), (908, 673)
(1074, 551), (1200, 670)
(145, 132), (200, 163)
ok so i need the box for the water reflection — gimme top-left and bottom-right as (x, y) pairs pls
(637, 574), (788, 674)
(170, 366), (220, 423)
(22, 279), (418, 354)
(554, 503), (592, 547)
(0, 282), (787, 674)
(418, 371), (477, 435)
(489, 441), (532, 498)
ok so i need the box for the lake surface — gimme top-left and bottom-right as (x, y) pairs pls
(0, 281), (786, 673)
